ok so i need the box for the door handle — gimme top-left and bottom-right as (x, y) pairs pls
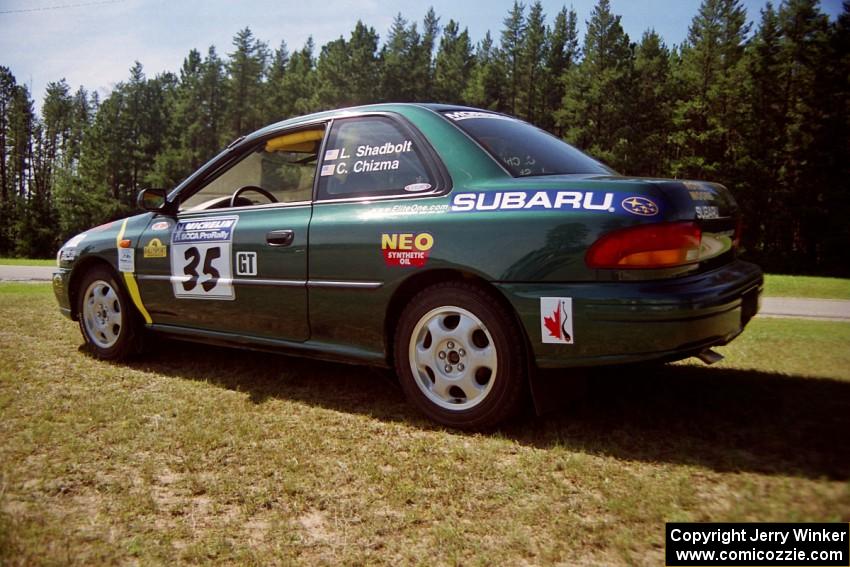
(266, 229), (294, 247)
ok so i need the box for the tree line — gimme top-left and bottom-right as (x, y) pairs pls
(0, 0), (847, 274)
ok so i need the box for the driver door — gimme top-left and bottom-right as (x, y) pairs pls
(134, 126), (325, 342)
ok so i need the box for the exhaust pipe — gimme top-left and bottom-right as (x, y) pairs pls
(697, 348), (724, 365)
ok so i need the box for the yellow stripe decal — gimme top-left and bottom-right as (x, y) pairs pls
(116, 218), (153, 324)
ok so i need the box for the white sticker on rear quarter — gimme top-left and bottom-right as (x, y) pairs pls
(541, 297), (573, 344)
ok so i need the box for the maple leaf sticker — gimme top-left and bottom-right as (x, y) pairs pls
(543, 303), (562, 340)
(540, 298), (574, 344)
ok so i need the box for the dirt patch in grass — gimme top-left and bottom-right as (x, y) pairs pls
(1, 284), (849, 565)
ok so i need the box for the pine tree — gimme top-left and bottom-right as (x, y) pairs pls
(464, 32), (504, 109)
(418, 7), (440, 100)
(282, 39), (317, 116)
(381, 14), (421, 101)
(558, 0), (633, 170)
(499, 1), (526, 114)
(630, 30), (673, 177)
(541, 7), (580, 134)
(519, 0), (546, 122)
(433, 20), (474, 104)
(226, 27), (269, 138)
(670, 0), (750, 180)
(264, 40), (290, 122)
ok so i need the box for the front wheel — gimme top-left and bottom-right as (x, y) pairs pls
(77, 267), (143, 360)
(394, 283), (526, 429)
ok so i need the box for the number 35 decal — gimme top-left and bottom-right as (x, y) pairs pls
(170, 216), (238, 300)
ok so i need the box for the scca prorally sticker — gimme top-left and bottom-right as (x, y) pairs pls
(381, 233), (433, 267)
(143, 238), (167, 258)
(621, 196), (659, 216)
(118, 248), (135, 273)
(170, 216), (238, 300)
(541, 297), (573, 345)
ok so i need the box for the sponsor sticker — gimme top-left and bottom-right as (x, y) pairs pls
(143, 238), (167, 258)
(541, 297), (573, 344)
(171, 216), (238, 300)
(118, 248), (135, 273)
(450, 190), (617, 213)
(236, 251), (257, 276)
(444, 111), (515, 122)
(695, 205), (720, 219)
(621, 196), (659, 216)
(151, 221), (170, 231)
(381, 233), (433, 267)
(59, 248), (77, 262)
(404, 183), (432, 193)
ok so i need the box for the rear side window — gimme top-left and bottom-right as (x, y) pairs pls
(442, 110), (612, 177)
(316, 116), (436, 200)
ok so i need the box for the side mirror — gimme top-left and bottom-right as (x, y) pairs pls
(137, 188), (173, 214)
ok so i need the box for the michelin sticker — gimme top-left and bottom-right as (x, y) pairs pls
(170, 216), (238, 300)
(541, 297), (573, 345)
(449, 190), (660, 217)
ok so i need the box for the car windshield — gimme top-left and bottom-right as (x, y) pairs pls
(441, 110), (613, 177)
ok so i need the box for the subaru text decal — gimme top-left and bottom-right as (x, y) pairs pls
(450, 191), (661, 216)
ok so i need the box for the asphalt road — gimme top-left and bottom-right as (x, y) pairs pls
(1, 265), (848, 321)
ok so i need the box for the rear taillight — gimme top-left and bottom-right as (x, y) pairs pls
(585, 221), (702, 269)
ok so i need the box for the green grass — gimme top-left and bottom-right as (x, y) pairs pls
(764, 274), (850, 300)
(0, 257), (55, 267)
(1, 283), (849, 565)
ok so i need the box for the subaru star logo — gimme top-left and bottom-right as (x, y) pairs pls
(621, 196), (659, 216)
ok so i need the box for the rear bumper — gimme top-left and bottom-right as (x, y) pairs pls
(496, 260), (763, 368)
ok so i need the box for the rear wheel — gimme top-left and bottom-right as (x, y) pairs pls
(394, 282), (526, 429)
(77, 267), (142, 360)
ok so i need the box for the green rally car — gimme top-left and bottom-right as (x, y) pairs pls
(53, 103), (763, 429)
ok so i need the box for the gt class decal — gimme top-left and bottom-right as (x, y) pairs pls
(170, 216), (238, 300)
(541, 297), (573, 344)
(381, 232), (433, 267)
(450, 190), (661, 217)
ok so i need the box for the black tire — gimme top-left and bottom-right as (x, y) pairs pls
(394, 282), (526, 429)
(76, 266), (143, 360)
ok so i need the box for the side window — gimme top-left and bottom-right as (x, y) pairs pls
(180, 127), (325, 211)
(316, 117), (435, 200)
